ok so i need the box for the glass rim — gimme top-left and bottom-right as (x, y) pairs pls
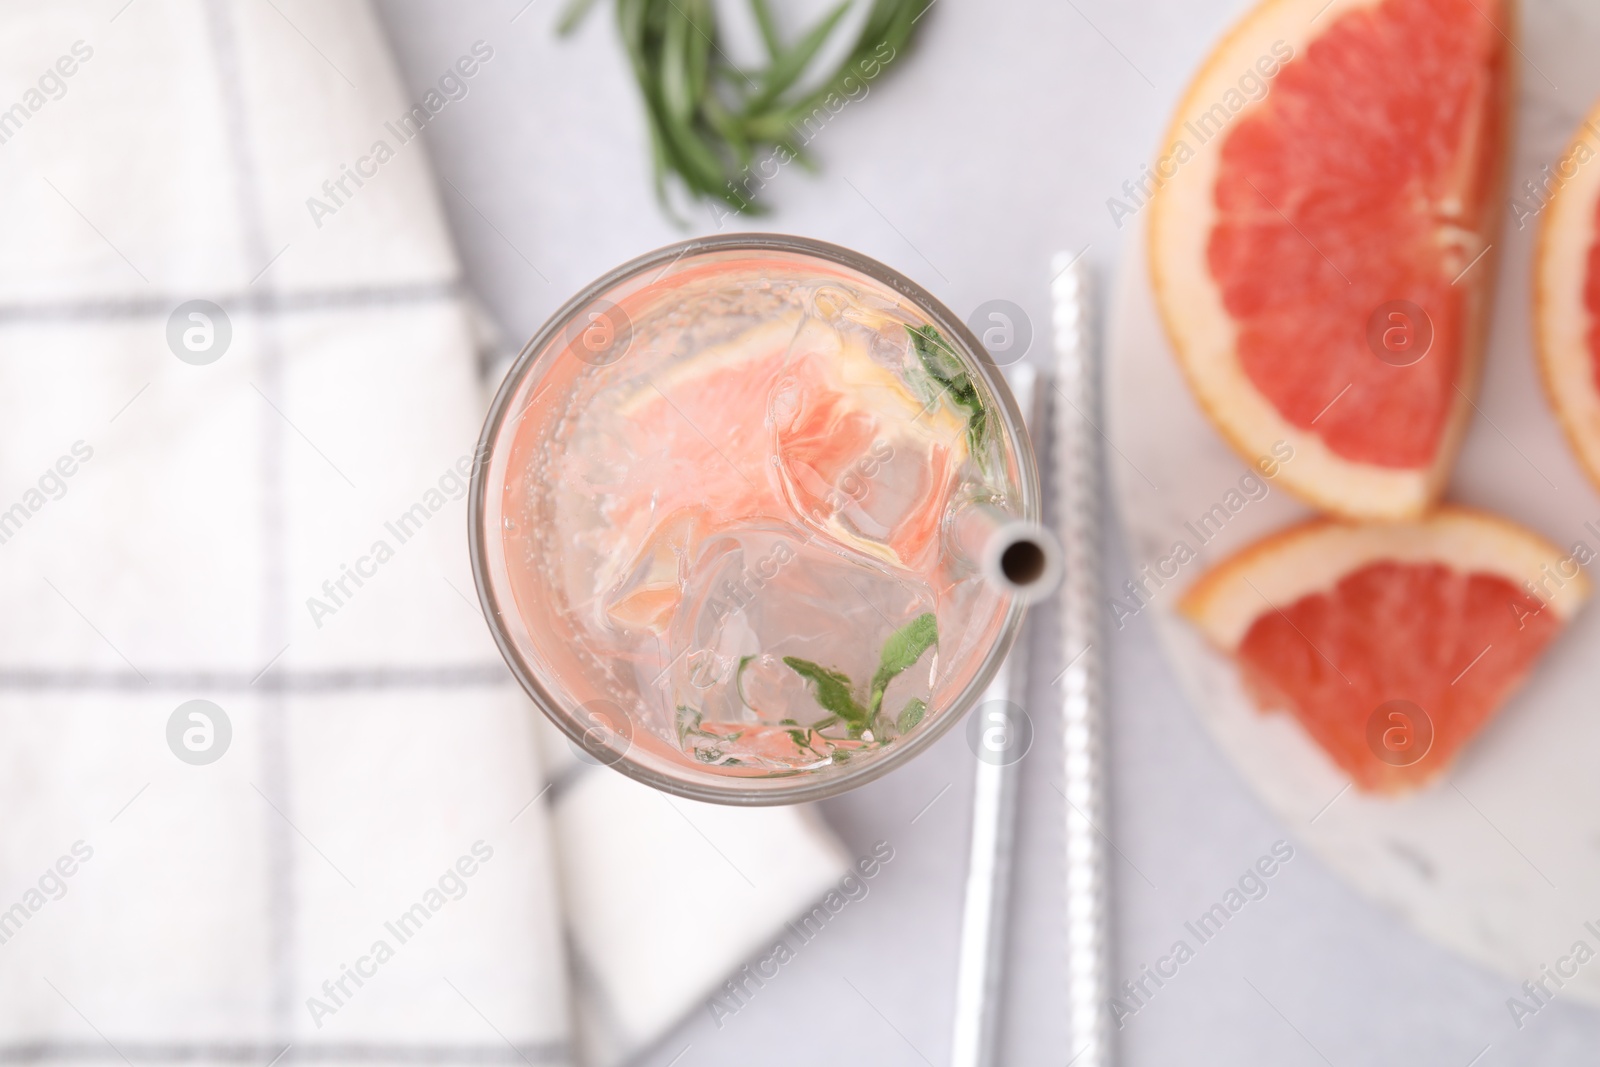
(469, 231), (1040, 806)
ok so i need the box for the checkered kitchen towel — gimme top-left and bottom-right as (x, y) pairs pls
(0, 3), (847, 1066)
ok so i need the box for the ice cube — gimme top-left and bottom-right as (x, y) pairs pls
(665, 524), (939, 738)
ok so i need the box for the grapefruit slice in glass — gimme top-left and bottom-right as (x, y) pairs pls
(588, 309), (969, 633)
(1534, 99), (1600, 489)
(1149, 0), (1513, 519)
(1180, 508), (1588, 793)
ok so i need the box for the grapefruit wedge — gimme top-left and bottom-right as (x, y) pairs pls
(1180, 508), (1587, 792)
(1534, 99), (1600, 490)
(586, 312), (969, 632)
(1149, 0), (1514, 520)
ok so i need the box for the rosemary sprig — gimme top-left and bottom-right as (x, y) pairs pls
(559, 0), (935, 217)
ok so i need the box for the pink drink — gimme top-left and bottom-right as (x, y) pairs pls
(475, 238), (1035, 797)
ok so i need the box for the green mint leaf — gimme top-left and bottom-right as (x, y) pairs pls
(896, 698), (927, 734)
(905, 325), (990, 463)
(782, 656), (868, 732)
(869, 612), (938, 716)
(675, 703), (703, 746)
(908, 324), (964, 384)
(966, 404), (990, 455)
(736, 654), (757, 710)
(785, 725), (829, 758)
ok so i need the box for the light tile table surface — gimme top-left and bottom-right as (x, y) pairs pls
(378, 1), (1600, 1063)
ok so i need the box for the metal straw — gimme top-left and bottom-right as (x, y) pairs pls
(1052, 254), (1113, 1067)
(950, 367), (1040, 1067)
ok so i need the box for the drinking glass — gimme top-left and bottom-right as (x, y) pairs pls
(470, 234), (1040, 804)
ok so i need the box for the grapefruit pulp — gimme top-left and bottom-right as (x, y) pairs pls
(591, 311), (968, 632)
(1534, 98), (1600, 491)
(1149, 0), (1514, 519)
(1180, 508), (1588, 792)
